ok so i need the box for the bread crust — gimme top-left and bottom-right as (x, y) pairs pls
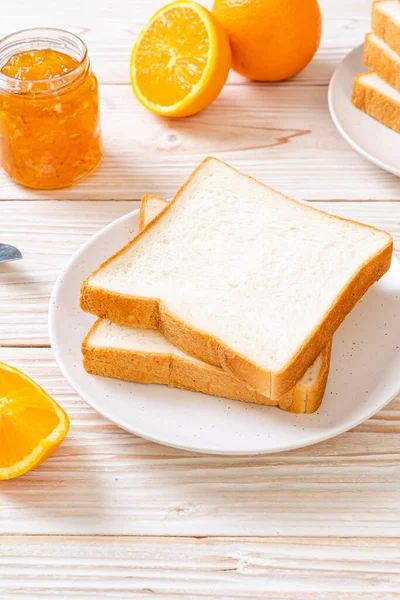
(372, 0), (400, 55)
(82, 319), (331, 412)
(352, 72), (400, 134)
(364, 32), (400, 92)
(80, 157), (392, 400)
(139, 195), (169, 231)
(287, 338), (332, 414)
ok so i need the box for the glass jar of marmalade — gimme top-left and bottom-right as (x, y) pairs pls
(0, 28), (102, 189)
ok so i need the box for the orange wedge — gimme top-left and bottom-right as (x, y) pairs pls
(0, 362), (69, 480)
(130, 0), (232, 117)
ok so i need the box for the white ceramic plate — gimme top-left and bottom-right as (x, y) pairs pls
(49, 208), (400, 455)
(329, 43), (400, 177)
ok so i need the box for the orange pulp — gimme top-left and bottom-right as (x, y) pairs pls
(0, 361), (70, 480)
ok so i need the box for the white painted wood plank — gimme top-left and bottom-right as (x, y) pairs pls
(0, 0), (369, 85)
(1, 348), (400, 537)
(4, 0), (369, 20)
(0, 201), (137, 346)
(0, 85), (399, 201)
(0, 536), (400, 599)
(0, 200), (398, 346)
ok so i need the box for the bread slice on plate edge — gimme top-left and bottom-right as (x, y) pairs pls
(80, 157), (393, 400)
(83, 194), (332, 414)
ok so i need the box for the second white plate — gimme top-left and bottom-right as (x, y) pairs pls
(49, 208), (400, 455)
(329, 43), (400, 177)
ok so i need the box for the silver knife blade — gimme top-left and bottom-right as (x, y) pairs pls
(0, 244), (23, 263)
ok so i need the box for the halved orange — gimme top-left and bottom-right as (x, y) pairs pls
(130, 0), (232, 117)
(0, 362), (69, 480)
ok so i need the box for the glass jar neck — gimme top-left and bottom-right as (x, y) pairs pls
(0, 28), (90, 94)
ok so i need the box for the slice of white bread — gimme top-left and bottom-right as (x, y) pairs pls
(372, 1), (400, 55)
(352, 71), (400, 134)
(83, 195), (332, 414)
(364, 33), (400, 92)
(81, 158), (392, 400)
(83, 319), (332, 414)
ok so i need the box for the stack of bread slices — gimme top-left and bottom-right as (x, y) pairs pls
(352, 0), (400, 132)
(80, 158), (392, 414)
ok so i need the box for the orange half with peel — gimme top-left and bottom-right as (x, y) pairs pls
(0, 362), (69, 480)
(130, 0), (232, 117)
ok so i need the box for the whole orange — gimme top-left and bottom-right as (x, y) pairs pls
(212, 0), (322, 81)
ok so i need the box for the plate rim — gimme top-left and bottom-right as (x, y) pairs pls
(49, 208), (400, 456)
(328, 43), (400, 178)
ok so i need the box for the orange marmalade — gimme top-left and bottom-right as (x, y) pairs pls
(0, 29), (102, 189)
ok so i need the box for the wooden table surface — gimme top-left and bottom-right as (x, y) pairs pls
(1, 0), (400, 597)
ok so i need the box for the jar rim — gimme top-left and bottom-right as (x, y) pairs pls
(0, 27), (89, 90)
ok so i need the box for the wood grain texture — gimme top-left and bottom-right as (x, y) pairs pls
(1, 536), (400, 599)
(0, 200), (399, 346)
(1, 347), (400, 538)
(0, 84), (399, 200)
